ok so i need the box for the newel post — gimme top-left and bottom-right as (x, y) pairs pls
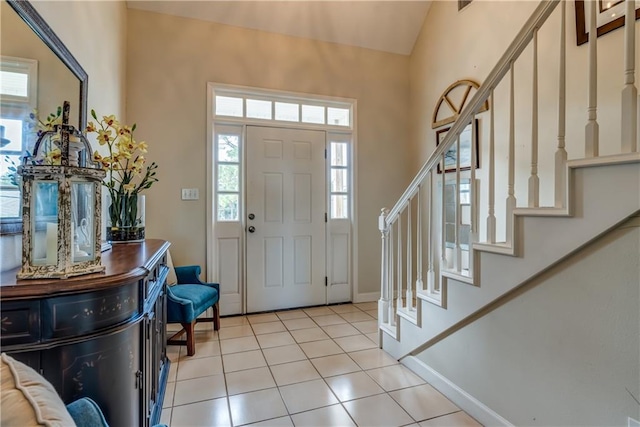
(378, 208), (390, 327)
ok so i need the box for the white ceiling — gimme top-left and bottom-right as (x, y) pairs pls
(126, 1), (432, 55)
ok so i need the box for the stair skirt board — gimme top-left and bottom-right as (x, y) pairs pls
(402, 356), (513, 427)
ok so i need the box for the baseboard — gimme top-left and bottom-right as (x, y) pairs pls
(402, 356), (513, 427)
(353, 291), (380, 303)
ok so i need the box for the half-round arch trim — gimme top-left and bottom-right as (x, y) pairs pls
(432, 79), (489, 129)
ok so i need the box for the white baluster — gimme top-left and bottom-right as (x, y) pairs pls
(406, 199), (413, 311)
(455, 134), (461, 273)
(487, 90), (497, 244)
(555, 0), (568, 208)
(529, 27), (540, 208)
(506, 62), (517, 245)
(397, 215), (403, 312)
(378, 209), (389, 325)
(427, 170), (436, 293)
(416, 186), (424, 293)
(585, 0), (599, 157)
(469, 114), (477, 278)
(441, 152), (447, 269)
(389, 223), (395, 326)
(622, 0), (637, 153)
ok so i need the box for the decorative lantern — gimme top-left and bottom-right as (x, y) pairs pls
(17, 101), (106, 279)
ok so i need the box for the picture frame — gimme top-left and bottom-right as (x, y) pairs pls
(575, 0), (640, 45)
(436, 119), (479, 174)
(458, 0), (472, 11)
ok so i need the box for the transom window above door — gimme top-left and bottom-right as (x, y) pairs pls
(214, 88), (352, 129)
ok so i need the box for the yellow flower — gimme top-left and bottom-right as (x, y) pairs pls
(86, 122), (97, 133)
(137, 141), (148, 153)
(92, 151), (102, 162)
(119, 126), (132, 136)
(123, 183), (136, 193)
(97, 130), (111, 145)
(103, 115), (118, 128)
(45, 148), (62, 165)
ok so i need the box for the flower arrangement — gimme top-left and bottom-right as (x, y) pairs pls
(28, 106), (64, 165)
(1, 106), (63, 186)
(86, 110), (158, 233)
(30, 106), (63, 136)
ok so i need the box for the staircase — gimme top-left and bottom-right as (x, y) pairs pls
(378, 0), (639, 424)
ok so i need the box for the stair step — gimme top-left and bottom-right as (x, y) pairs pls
(417, 288), (444, 307)
(512, 206), (571, 216)
(473, 241), (516, 256)
(441, 269), (475, 285)
(397, 306), (419, 325)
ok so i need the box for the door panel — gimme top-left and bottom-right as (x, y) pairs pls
(246, 126), (326, 312)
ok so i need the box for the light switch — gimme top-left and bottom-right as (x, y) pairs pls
(181, 188), (199, 200)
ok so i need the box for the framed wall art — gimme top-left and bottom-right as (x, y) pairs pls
(458, 0), (473, 11)
(575, 0), (640, 45)
(436, 119), (479, 174)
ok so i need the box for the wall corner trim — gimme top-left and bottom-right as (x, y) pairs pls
(354, 291), (380, 303)
(402, 356), (514, 427)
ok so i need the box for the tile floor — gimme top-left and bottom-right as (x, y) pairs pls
(162, 302), (482, 427)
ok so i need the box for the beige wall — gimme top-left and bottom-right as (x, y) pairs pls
(31, 0), (128, 123)
(126, 9), (411, 295)
(418, 215), (640, 425)
(0, 0), (127, 271)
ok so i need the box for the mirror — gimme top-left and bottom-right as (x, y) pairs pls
(0, 0), (88, 234)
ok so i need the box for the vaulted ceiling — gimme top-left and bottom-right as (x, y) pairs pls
(126, 1), (432, 55)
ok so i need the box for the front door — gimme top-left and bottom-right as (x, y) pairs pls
(246, 126), (327, 312)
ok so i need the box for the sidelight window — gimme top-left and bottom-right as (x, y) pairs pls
(330, 141), (349, 219)
(216, 134), (241, 221)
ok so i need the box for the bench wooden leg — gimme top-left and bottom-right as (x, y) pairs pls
(213, 302), (220, 331)
(183, 321), (196, 356)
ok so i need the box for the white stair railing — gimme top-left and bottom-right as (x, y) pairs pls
(379, 0), (639, 339)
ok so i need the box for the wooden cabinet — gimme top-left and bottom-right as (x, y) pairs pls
(0, 239), (170, 427)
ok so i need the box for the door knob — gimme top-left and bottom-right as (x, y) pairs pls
(248, 213), (255, 220)
(248, 226), (256, 233)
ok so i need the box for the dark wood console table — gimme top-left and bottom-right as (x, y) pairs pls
(0, 239), (170, 427)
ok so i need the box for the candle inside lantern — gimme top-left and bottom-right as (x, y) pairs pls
(46, 222), (57, 265)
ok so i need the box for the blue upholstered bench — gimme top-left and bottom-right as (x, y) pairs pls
(166, 264), (220, 356)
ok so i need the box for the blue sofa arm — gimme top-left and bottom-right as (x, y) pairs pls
(66, 397), (168, 427)
(66, 397), (108, 427)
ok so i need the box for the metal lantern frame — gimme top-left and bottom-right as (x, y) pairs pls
(17, 102), (106, 279)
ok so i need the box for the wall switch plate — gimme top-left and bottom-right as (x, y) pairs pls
(181, 188), (199, 200)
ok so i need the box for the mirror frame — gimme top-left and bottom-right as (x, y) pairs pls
(1, 0), (88, 235)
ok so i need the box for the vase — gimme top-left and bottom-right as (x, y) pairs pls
(106, 226), (145, 243)
(106, 193), (146, 243)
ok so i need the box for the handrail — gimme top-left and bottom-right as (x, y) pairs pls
(385, 0), (560, 226)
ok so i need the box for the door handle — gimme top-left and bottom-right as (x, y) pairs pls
(248, 226), (256, 233)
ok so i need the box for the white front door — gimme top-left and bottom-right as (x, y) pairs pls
(246, 126), (326, 312)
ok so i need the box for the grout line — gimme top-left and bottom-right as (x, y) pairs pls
(168, 304), (465, 427)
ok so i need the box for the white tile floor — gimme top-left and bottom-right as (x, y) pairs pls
(162, 303), (482, 427)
